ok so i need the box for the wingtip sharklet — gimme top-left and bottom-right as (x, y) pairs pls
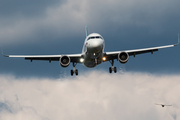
(0, 46), (9, 57)
(3, 55), (9, 57)
(174, 33), (180, 46)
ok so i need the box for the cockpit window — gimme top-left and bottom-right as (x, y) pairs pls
(87, 36), (102, 40)
(96, 36), (103, 39)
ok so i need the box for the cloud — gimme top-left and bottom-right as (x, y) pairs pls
(0, 0), (63, 17)
(0, 71), (179, 120)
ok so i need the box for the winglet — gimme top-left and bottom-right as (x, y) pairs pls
(0, 46), (9, 57)
(85, 26), (88, 37)
(174, 33), (180, 46)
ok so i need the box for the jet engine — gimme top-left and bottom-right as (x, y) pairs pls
(60, 56), (71, 67)
(118, 52), (129, 64)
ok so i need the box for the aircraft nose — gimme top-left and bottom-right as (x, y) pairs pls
(87, 39), (103, 52)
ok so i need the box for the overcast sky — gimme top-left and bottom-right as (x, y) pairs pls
(0, 0), (180, 77)
(0, 0), (180, 119)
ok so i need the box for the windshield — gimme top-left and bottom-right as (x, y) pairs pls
(87, 36), (102, 40)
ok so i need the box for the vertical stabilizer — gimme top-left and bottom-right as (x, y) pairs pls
(178, 33), (180, 44)
(85, 26), (88, 37)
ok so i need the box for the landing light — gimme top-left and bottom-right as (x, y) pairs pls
(80, 58), (84, 63)
(102, 57), (106, 61)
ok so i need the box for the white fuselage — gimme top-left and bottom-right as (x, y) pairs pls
(82, 33), (105, 68)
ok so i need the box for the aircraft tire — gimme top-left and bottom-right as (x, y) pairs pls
(71, 70), (74, 76)
(75, 69), (78, 76)
(109, 67), (112, 73)
(114, 67), (117, 73)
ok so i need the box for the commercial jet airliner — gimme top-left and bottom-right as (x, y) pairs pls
(2, 27), (179, 76)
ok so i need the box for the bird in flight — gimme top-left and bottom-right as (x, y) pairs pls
(155, 103), (172, 107)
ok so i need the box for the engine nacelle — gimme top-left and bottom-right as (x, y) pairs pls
(60, 56), (70, 67)
(118, 52), (129, 64)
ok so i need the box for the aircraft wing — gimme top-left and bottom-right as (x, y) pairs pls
(164, 104), (172, 106)
(3, 54), (82, 63)
(103, 44), (177, 62)
(155, 103), (172, 106)
(155, 103), (162, 105)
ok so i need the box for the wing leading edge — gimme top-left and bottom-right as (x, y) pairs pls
(3, 54), (82, 63)
(104, 33), (179, 61)
(104, 44), (177, 62)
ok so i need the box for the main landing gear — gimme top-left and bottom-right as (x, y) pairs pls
(71, 62), (78, 76)
(109, 59), (117, 73)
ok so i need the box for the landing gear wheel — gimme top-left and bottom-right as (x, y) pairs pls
(109, 60), (117, 73)
(75, 69), (78, 75)
(114, 67), (117, 73)
(71, 70), (74, 76)
(109, 67), (112, 73)
(71, 62), (79, 76)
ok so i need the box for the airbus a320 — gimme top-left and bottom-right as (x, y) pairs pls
(2, 27), (179, 76)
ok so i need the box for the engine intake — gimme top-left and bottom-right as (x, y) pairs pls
(118, 52), (129, 64)
(60, 56), (70, 67)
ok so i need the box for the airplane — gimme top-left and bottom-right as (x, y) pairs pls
(1, 27), (179, 76)
(155, 103), (172, 107)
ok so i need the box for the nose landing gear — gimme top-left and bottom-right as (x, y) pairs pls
(109, 59), (117, 73)
(71, 62), (78, 76)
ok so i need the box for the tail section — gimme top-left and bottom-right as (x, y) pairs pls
(85, 26), (88, 37)
(178, 33), (180, 45)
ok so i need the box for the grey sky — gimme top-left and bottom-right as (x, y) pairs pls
(0, 0), (180, 77)
(0, 0), (180, 44)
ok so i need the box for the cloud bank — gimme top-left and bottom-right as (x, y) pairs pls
(0, 71), (179, 120)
